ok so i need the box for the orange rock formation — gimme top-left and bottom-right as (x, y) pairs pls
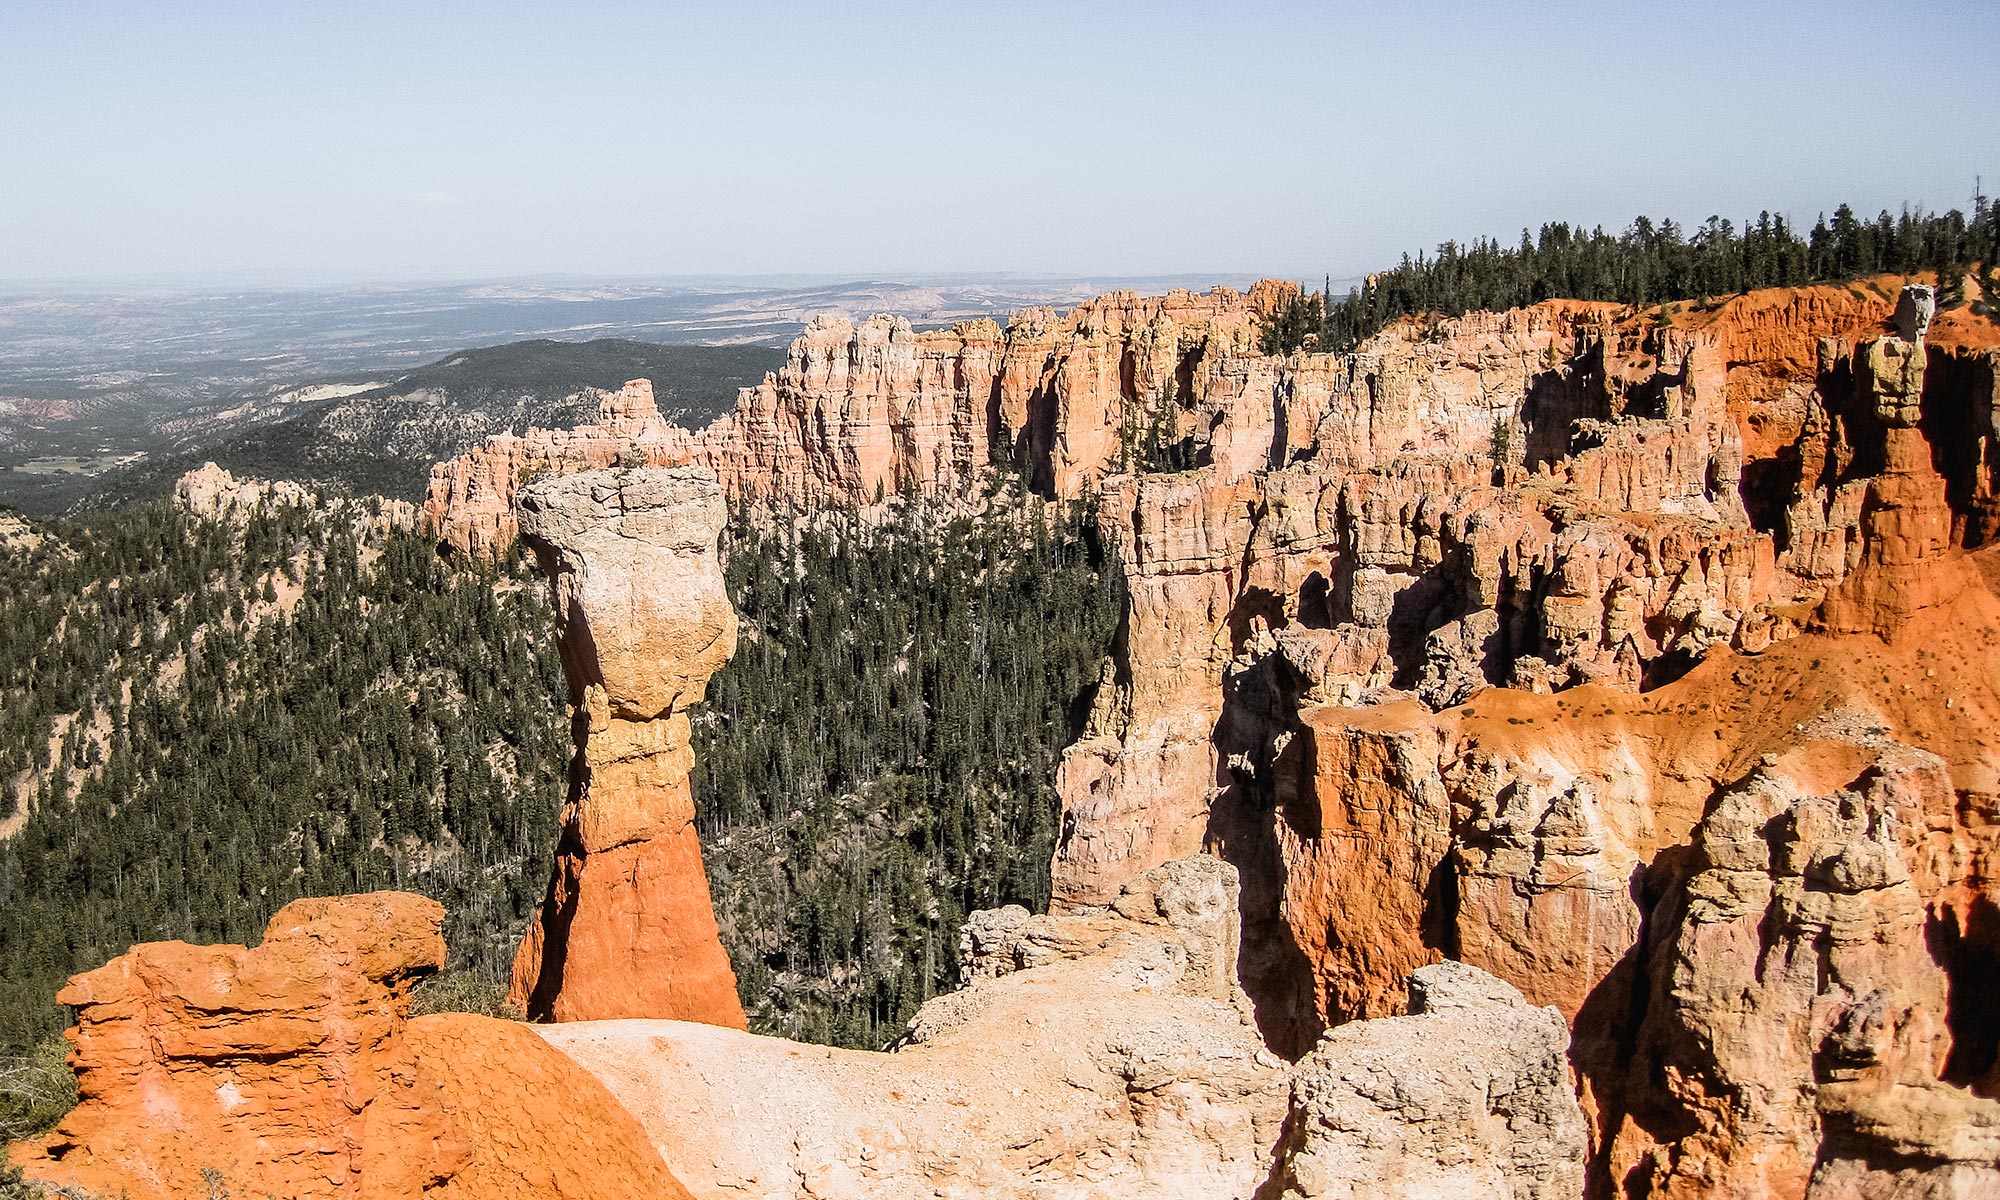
(23, 277), (2000, 1200)
(1051, 284), (2000, 1194)
(506, 466), (747, 1026)
(10, 892), (690, 1200)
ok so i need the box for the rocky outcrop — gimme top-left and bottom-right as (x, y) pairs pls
(15, 860), (1592, 1200)
(695, 313), (1004, 506)
(1049, 286), (2000, 915)
(506, 466), (746, 1026)
(1269, 961), (1586, 1200)
(174, 460), (312, 519)
(994, 277), (2000, 1198)
(36, 278), (2000, 1200)
(539, 856), (1587, 1200)
(998, 284), (1280, 495)
(1049, 292), (1779, 917)
(545, 856), (1291, 1200)
(11, 892), (689, 1200)
(418, 379), (691, 557)
(1066, 292), (2000, 1197)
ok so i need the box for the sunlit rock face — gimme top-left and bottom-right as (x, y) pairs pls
(1061, 285), (2000, 1196)
(421, 284), (1293, 555)
(50, 277), (1998, 1200)
(506, 466), (747, 1028)
(13, 892), (689, 1200)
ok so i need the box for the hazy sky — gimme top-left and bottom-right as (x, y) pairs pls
(3, 1), (1995, 284)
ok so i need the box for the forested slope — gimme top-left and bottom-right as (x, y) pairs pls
(1262, 197), (2000, 353)
(0, 489), (1122, 1063)
(0, 501), (569, 1054)
(692, 500), (1123, 1046)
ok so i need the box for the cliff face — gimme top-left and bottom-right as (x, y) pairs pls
(1048, 293), (1771, 919)
(505, 467), (746, 1026)
(12, 893), (689, 1200)
(26, 277), (2000, 1200)
(418, 379), (693, 558)
(1050, 288), (2000, 1195)
(1049, 286), (2000, 917)
(421, 285), (1290, 555)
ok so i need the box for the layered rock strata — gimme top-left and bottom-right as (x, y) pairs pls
(1050, 287), (2000, 921)
(422, 285), (1291, 556)
(424, 276), (1962, 562)
(505, 466), (746, 1026)
(11, 893), (689, 1200)
(1051, 296), (1775, 917)
(1073, 296), (2000, 1195)
(33, 278), (2000, 1200)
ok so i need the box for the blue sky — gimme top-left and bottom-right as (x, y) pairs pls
(2, 1), (1994, 282)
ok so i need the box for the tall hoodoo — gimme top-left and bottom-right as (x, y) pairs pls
(506, 466), (746, 1026)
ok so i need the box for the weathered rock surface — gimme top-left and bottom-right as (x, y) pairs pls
(1076, 289), (2000, 1196)
(11, 892), (689, 1200)
(537, 856), (1587, 1200)
(1269, 960), (1587, 1200)
(419, 378), (691, 558)
(544, 856), (1291, 1200)
(34, 278), (2000, 1200)
(1050, 296), (1776, 918)
(16, 862), (1595, 1200)
(174, 460), (312, 519)
(1051, 286), (2000, 914)
(507, 466), (746, 1026)
(422, 285), (1291, 556)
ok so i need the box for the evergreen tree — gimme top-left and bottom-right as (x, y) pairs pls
(1280, 199), (1997, 354)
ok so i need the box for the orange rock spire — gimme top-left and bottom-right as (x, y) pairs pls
(505, 465), (747, 1026)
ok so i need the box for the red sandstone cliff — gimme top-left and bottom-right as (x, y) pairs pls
(1050, 286), (2000, 1195)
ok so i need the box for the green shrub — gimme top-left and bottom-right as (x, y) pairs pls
(0, 1037), (75, 1145)
(409, 970), (519, 1020)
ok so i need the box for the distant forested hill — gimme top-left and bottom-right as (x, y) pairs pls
(69, 338), (782, 510)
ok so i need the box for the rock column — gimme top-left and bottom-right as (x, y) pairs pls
(507, 467), (747, 1026)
